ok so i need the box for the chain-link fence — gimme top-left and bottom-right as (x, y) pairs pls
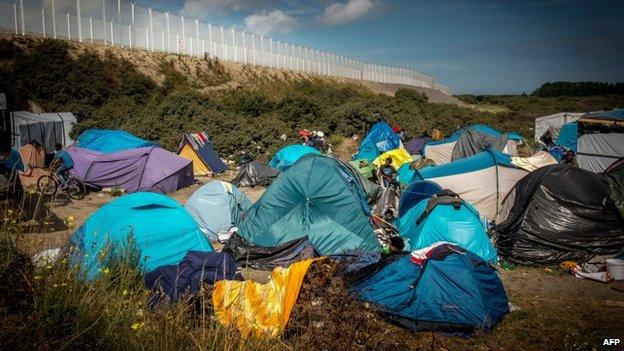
(0, 0), (452, 95)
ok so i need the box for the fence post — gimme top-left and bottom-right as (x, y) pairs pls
(251, 34), (255, 65)
(41, 8), (46, 37)
(269, 38), (273, 67)
(232, 28), (236, 62)
(165, 12), (170, 52)
(261, 36), (265, 66)
(208, 23), (213, 56)
(180, 15), (185, 55)
(89, 16), (93, 43)
(101, 0), (105, 43)
(149, 8), (154, 51)
(110, 20), (114, 45)
(161, 32), (164, 51)
(19, 0), (25, 35)
(130, 3), (135, 49)
(13, 3), (18, 34)
(242, 31), (246, 64)
(195, 18), (199, 56)
(220, 26), (225, 60)
(66, 13), (71, 40)
(76, 0), (82, 42)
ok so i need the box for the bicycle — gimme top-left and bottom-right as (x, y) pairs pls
(37, 170), (87, 200)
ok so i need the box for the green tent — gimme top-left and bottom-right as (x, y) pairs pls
(349, 159), (377, 179)
(238, 154), (380, 255)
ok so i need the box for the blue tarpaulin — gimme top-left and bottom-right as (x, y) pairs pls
(354, 122), (401, 162)
(77, 129), (156, 153)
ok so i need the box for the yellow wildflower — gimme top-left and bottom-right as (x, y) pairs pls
(122, 289), (128, 296)
(131, 322), (144, 331)
(102, 268), (110, 275)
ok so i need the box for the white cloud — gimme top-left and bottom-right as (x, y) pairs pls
(244, 9), (297, 34)
(320, 0), (378, 26)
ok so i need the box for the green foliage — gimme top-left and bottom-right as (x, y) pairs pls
(532, 81), (624, 97)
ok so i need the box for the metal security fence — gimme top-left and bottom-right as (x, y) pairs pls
(0, 0), (452, 95)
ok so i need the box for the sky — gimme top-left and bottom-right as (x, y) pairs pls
(46, 0), (624, 94)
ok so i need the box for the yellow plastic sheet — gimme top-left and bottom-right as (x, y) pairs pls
(372, 148), (413, 170)
(212, 259), (315, 338)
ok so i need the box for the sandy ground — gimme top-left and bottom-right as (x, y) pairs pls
(14, 168), (624, 350)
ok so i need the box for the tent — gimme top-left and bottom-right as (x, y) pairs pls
(397, 188), (497, 262)
(556, 122), (578, 152)
(185, 180), (252, 241)
(347, 243), (508, 334)
(18, 144), (45, 168)
(269, 144), (320, 172)
(534, 112), (583, 143)
(423, 125), (522, 165)
(576, 110), (624, 173)
(68, 146), (194, 194)
(372, 148), (412, 170)
(11, 111), (77, 151)
(231, 161), (280, 187)
(76, 129), (156, 153)
(605, 158), (624, 217)
(414, 150), (528, 220)
(349, 159), (377, 179)
(238, 154), (379, 255)
(354, 122), (401, 162)
(178, 132), (227, 175)
(495, 165), (624, 265)
(69, 192), (213, 280)
(405, 136), (431, 155)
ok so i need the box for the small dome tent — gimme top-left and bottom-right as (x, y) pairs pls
(231, 161), (280, 187)
(178, 132), (227, 176)
(237, 154), (379, 255)
(269, 144), (320, 172)
(354, 122), (401, 162)
(70, 192), (213, 280)
(185, 180), (252, 241)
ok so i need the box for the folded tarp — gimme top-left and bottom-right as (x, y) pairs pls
(222, 233), (320, 270)
(68, 146), (194, 194)
(145, 251), (242, 303)
(212, 259), (316, 337)
(76, 129), (156, 153)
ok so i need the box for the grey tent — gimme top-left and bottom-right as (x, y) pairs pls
(11, 111), (77, 152)
(451, 127), (510, 161)
(231, 161), (280, 187)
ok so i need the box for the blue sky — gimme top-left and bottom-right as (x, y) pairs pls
(136, 0), (623, 94)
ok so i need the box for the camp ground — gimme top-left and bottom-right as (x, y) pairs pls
(2, 119), (624, 349)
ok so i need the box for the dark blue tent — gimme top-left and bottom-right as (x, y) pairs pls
(347, 243), (509, 335)
(178, 132), (227, 175)
(398, 180), (442, 217)
(354, 122), (401, 162)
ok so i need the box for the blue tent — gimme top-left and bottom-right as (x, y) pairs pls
(70, 192), (213, 280)
(397, 186), (498, 262)
(269, 144), (320, 172)
(238, 154), (379, 255)
(0, 148), (24, 173)
(185, 180), (253, 241)
(556, 122), (578, 152)
(77, 129), (156, 153)
(348, 244), (509, 334)
(398, 180), (442, 217)
(354, 122), (401, 162)
(179, 132), (227, 174)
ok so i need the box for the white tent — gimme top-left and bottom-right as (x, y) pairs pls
(534, 112), (583, 143)
(11, 111), (77, 152)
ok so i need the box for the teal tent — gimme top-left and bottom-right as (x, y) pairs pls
(556, 122), (578, 152)
(238, 154), (379, 255)
(185, 180), (252, 241)
(70, 192), (213, 279)
(269, 144), (320, 172)
(354, 122), (401, 162)
(77, 129), (156, 153)
(397, 186), (497, 262)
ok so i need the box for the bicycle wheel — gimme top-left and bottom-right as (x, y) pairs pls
(67, 177), (87, 200)
(37, 174), (58, 196)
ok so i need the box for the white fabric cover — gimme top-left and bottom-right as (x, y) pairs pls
(511, 151), (558, 172)
(534, 112), (583, 142)
(577, 133), (624, 173)
(424, 141), (456, 165)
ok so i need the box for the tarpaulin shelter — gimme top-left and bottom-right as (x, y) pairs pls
(18, 144), (45, 168)
(605, 158), (624, 217)
(212, 259), (316, 337)
(231, 160), (280, 187)
(68, 146), (194, 194)
(238, 154), (379, 255)
(11, 111), (77, 151)
(69, 192), (213, 280)
(347, 243), (508, 335)
(534, 112), (583, 143)
(405, 136), (432, 155)
(495, 165), (624, 265)
(372, 148), (413, 170)
(354, 122), (401, 162)
(178, 132), (227, 175)
(397, 189), (497, 262)
(576, 109), (624, 173)
(185, 180), (252, 241)
(222, 234), (319, 270)
(269, 144), (321, 172)
(76, 129), (156, 153)
(423, 125), (523, 165)
(414, 150), (528, 220)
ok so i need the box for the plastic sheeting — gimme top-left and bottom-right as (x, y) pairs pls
(222, 233), (320, 270)
(11, 111), (77, 152)
(372, 148), (413, 170)
(511, 151), (558, 172)
(605, 158), (624, 217)
(76, 129), (156, 153)
(578, 133), (624, 173)
(231, 161), (280, 187)
(212, 259), (315, 337)
(495, 165), (624, 265)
